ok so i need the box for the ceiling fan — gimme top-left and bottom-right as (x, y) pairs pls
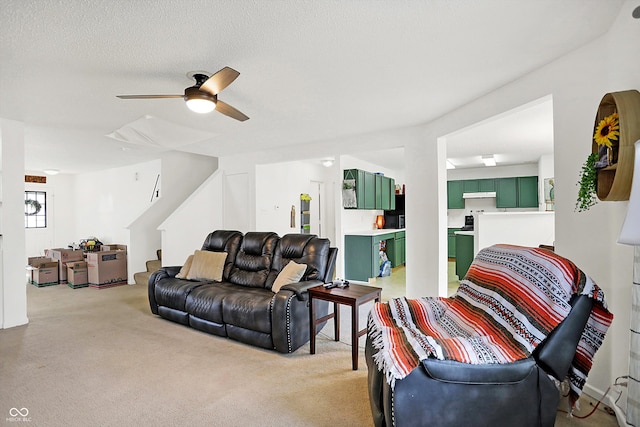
(117, 66), (249, 121)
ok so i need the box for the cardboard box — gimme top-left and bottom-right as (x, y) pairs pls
(86, 250), (128, 288)
(27, 257), (59, 287)
(67, 261), (89, 289)
(100, 244), (127, 253)
(45, 248), (84, 283)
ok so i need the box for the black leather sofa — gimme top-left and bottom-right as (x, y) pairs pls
(148, 230), (337, 353)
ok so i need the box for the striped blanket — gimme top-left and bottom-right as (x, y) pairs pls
(368, 244), (613, 405)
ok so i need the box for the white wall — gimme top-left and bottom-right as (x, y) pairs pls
(127, 152), (218, 281)
(158, 170), (224, 266)
(1, 119), (27, 329)
(72, 159), (161, 246)
(475, 212), (555, 254)
(25, 172), (76, 256)
(255, 160), (334, 238)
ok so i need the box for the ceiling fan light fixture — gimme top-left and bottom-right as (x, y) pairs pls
(184, 86), (216, 114)
(185, 98), (216, 114)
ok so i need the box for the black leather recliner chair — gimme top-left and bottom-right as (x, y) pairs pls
(366, 294), (593, 427)
(365, 244), (612, 427)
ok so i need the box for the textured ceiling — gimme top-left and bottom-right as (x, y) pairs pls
(0, 0), (625, 173)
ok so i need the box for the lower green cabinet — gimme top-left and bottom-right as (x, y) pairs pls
(448, 228), (461, 258)
(345, 231), (405, 282)
(455, 233), (474, 279)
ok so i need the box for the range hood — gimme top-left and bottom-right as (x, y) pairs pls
(463, 191), (497, 199)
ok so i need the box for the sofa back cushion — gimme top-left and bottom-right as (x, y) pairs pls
(265, 234), (330, 290)
(201, 230), (243, 280)
(228, 232), (280, 288)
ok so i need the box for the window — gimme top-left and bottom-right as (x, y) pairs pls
(25, 191), (47, 228)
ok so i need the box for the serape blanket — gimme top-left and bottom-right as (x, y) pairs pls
(368, 244), (613, 405)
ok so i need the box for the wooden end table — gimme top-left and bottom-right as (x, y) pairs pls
(309, 283), (382, 370)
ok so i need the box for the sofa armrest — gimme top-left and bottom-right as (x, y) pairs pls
(148, 266), (181, 314)
(279, 279), (323, 301)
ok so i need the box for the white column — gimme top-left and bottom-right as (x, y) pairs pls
(1, 118), (28, 328)
(629, 246), (640, 425)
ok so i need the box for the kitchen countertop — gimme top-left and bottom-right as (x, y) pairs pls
(345, 228), (405, 237)
(454, 230), (474, 236)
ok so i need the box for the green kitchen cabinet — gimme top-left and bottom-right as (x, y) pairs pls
(496, 176), (538, 208)
(517, 176), (539, 208)
(463, 180), (479, 193)
(447, 180), (465, 209)
(496, 177), (518, 208)
(479, 178), (495, 192)
(380, 176), (396, 210)
(345, 234), (380, 281)
(344, 169), (395, 210)
(455, 233), (474, 279)
(388, 231), (405, 267)
(448, 227), (461, 258)
(345, 231), (405, 281)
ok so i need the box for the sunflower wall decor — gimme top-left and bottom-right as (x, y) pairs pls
(589, 90), (640, 202)
(594, 112), (620, 169)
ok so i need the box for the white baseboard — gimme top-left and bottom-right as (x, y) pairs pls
(583, 383), (629, 426)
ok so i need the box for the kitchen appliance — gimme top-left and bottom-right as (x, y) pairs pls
(460, 215), (474, 231)
(383, 213), (405, 229)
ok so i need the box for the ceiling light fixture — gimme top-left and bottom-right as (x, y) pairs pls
(446, 160), (456, 170)
(321, 158), (334, 167)
(184, 87), (216, 114)
(482, 155), (496, 167)
(43, 169), (60, 175)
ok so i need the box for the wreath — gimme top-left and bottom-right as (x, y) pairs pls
(25, 199), (42, 216)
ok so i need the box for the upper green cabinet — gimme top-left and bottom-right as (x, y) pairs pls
(448, 176), (539, 209)
(479, 178), (496, 192)
(496, 176), (539, 208)
(495, 177), (518, 208)
(447, 180), (465, 209)
(344, 169), (395, 210)
(517, 176), (539, 208)
(463, 180), (479, 193)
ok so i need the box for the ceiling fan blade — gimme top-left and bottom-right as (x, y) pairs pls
(200, 67), (240, 96)
(215, 100), (249, 121)
(116, 95), (183, 99)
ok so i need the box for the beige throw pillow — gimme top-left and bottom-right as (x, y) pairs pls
(272, 261), (307, 293)
(186, 250), (228, 282)
(175, 254), (194, 279)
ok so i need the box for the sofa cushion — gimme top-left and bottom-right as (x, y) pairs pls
(222, 288), (274, 334)
(271, 260), (307, 293)
(186, 250), (227, 282)
(175, 255), (194, 279)
(228, 232), (279, 288)
(185, 282), (239, 324)
(154, 277), (210, 311)
(266, 234), (330, 289)
(201, 230), (243, 280)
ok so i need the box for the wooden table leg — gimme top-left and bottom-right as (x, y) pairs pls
(309, 297), (316, 355)
(351, 302), (358, 370)
(334, 302), (340, 341)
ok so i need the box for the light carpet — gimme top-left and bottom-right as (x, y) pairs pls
(1, 282), (618, 426)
